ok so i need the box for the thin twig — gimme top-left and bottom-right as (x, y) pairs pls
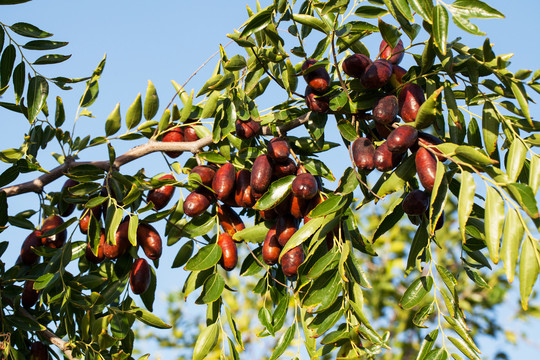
(241, 241), (293, 291)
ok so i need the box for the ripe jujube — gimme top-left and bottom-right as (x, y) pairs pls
(40, 215), (67, 249)
(79, 205), (102, 235)
(372, 95), (399, 125)
(183, 187), (214, 218)
(273, 158), (297, 178)
(251, 154), (273, 194)
(387, 125), (418, 154)
(212, 163), (236, 201)
(373, 142), (404, 172)
(59, 178), (79, 217)
(217, 204), (245, 236)
(361, 59), (392, 89)
(262, 226), (281, 265)
(305, 86), (330, 113)
(302, 59), (330, 92)
(161, 126), (184, 158)
(30, 341), (49, 360)
(398, 83), (425, 123)
(402, 190), (430, 216)
(291, 173), (318, 200)
(235, 119), (261, 139)
(190, 165), (217, 187)
(415, 147), (437, 192)
(21, 230), (42, 265)
(280, 245), (304, 277)
(352, 137), (375, 171)
(276, 215), (299, 247)
(379, 39), (404, 65)
(130, 258), (151, 295)
(22, 280), (39, 308)
(103, 220), (131, 259)
(147, 174), (176, 210)
(137, 223), (162, 260)
(218, 233), (238, 271)
(268, 137), (290, 163)
(85, 228), (106, 264)
(342, 54), (372, 79)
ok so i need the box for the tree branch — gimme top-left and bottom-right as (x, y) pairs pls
(0, 112), (312, 197)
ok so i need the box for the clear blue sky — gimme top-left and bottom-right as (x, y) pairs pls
(1, 1), (539, 359)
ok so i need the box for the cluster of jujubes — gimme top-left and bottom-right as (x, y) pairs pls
(161, 121), (200, 158)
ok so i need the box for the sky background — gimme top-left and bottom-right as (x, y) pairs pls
(1, 0), (540, 359)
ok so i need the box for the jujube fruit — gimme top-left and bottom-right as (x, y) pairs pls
(85, 228), (106, 264)
(342, 54), (372, 78)
(251, 154), (273, 194)
(79, 205), (102, 235)
(267, 137), (290, 163)
(302, 59), (330, 92)
(280, 245), (304, 277)
(374, 119), (396, 139)
(235, 119), (261, 139)
(276, 215), (299, 247)
(217, 204), (245, 236)
(190, 165), (217, 187)
(291, 173), (318, 200)
(402, 189), (430, 216)
(147, 174), (176, 210)
(262, 226), (281, 265)
(234, 169), (255, 208)
(30, 341), (49, 360)
(415, 132), (445, 161)
(22, 280), (39, 308)
(21, 230), (42, 265)
(390, 64), (407, 88)
(352, 137), (375, 171)
(103, 220), (131, 259)
(380, 39), (404, 65)
(161, 126), (184, 158)
(259, 208), (277, 221)
(40, 215), (66, 248)
(361, 59), (392, 89)
(59, 178), (79, 217)
(305, 86), (330, 113)
(290, 195), (309, 219)
(398, 83), (425, 123)
(387, 125), (418, 153)
(415, 147), (437, 192)
(137, 223), (162, 260)
(273, 158), (297, 178)
(183, 125), (199, 142)
(130, 258), (151, 295)
(212, 163), (236, 201)
(373, 142), (404, 172)
(372, 95), (399, 125)
(218, 233), (238, 271)
(183, 187), (214, 217)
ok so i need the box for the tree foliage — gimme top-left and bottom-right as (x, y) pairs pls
(0, 0), (538, 359)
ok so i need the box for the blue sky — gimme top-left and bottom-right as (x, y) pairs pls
(1, 0), (540, 359)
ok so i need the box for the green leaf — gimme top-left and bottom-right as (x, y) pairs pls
(22, 40), (68, 50)
(519, 238), (539, 310)
(196, 273), (225, 304)
(0, 0), (31, 4)
(452, 15), (485, 36)
(506, 140), (527, 182)
(201, 91), (220, 119)
(253, 175), (294, 210)
(458, 171), (475, 243)
(13, 61), (24, 104)
(378, 18), (401, 49)
(448, 337), (480, 360)
(33, 54), (71, 65)
(376, 155), (416, 197)
(233, 220), (273, 243)
(185, 243), (222, 271)
(454, 145), (498, 166)
(530, 155), (540, 195)
(409, 0), (433, 23)
(143, 80), (159, 120)
(372, 197), (404, 243)
(0, 44), (16, 88)
(27, 76), (48, 123)
(105, 103), (121, 136)
(354, 5), (388, 18)
(416, 329), (439, 360)
(510, 81), (532, 126)
(393, 0), (413, 22)
(224, 54), (247, 71)
(484, 186), (504, 264)
(481, 102), (499, 156)
(240, 7), (273, 37)
(280, 216), (325, 260)
(414, 86), (443, 130)
(501, 209), (524, 283)
(335, 167), (359, 195)
(9, 22), (52, 38)
(126, 93), (142, 130)
(505, 183), (539, 220)
(172, 240), (194, 268)
(449, 0), (504, 19)
(413, 301), (435, 328)
(269, 323), (296, 360)
(129, 307), (171, 329)
(193, 321), (219, 360)
(291, 14), (331, 35)
(400, 276), (433, 310)
(433, 5), (449, 55)
(309, 193), (351, 218)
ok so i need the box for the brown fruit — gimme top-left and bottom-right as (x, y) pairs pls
(352, 137), (375, 171)
(22, 280), (39, 309)
(268, 137), (290, 163)
(59, 179), (79, 217)
(379, 39), (405, 65)
(291, 173), (318, 200)
(212, 163), (236, 201)
(290, 195), (309, 219)
(85, 228), (106, 263)
(40, 215), (66, 249)
(217, 204), (245, 236)
(162, 127), (184, 158)
(342, 54), (372, 78)
(387, 125), (418, 153)
(402, 189), (430, 216)
(103, 220), (131, 259)
(361, 59), (392, 89)
(302, 59), (330, 92)
(184, 187), (214, 217)
(305, 86), (330, 113)
(191, 165), (217, 187)
(30, 341), (49, 360)
(79, 205), (102, 235)
(262, 226), (281, 265)
(372, 95), (399, 125)
(137, 223), (162, 260)
(184, 125), (199, 142)
(398, 83), (425, 123)
(21, 230), (42, 265)
(415, 147), (437, 192)
(251, 154), (273, 194)
(234, 169), (255, 208)
(280, 245), (304, 277)
(130, 258), (151, 295)
(303, 194), (325, 223)
(147, 174), (176, 210)
(373, 142), (404, 172)
(218, 233), (238, 271)
(374, 119), (396, 139)
(276, 215), (299, 247)
(390, 65), (407, 88)
(273, 158), (297, 178)
(415, 132), (445, 161)
(274, 193), (293, 215)
(236, 119), (261, 139)
(259, 208), (277, 221)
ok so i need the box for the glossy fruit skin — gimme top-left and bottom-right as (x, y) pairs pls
(137, 223), (162, 260)
(21, 230), (42, 265)
(380, 39), (404, 64)
(276, 215), (299, 246)
(374, 119), (396, 139)
(373, 142), (404, 172)
(280, 245), (304, 277)
(398, 83), (425, 123)
(372, 95), (398, 125)
(251, 154), (273, 194)
(147, 174), (175, 210)
(352, 137), (375, 171)
(268, 137), (290, 163)
(234, 169), (255, 208)
(212, 163), (236, 201)
(184, 187), (214, 217)
(290, 195), (309, 219)
(183, 125), (199, 142)
(22, 280), (39, 309)
(273, 158), (297, 178)
(414, 132), (445, 161)
(191, 165), (217, 187)
(415, 147), (437, 192)
(59, 179), (79, 217)
(79, 205), (102, 235)
(305, 86), (330, 113)
(217, 204), (245, 237)
(85, 229), (106, 264)
(162, 127), (184, 158)
(302, 59), (330, 92)
(390, 65), (407, 88)
(30, 341), (49, 360)
(235, 119), (261, 139)
(130, 258), (151, 295)
(342, 54), (372, 78)
(292, 173), (318, 200)
(104, 221), (131, 259)
(262, 226), (281, 265)
(402, 189), (430, 216)
(387, 125), (418, 153)
(41, 215), (67, 248)
(218, 233), (238, 271)
(259, 208), (277, 221)
(361, 59), (392, 89)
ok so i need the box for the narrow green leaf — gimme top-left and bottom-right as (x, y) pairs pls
(409, 0), (433, 23)
(433, 5), (449, 55)
(510, 81), (532, 126)
(458, 171), (475, 243)
(400, 276), (433, 310)
(484, 186), (504, 264)
(233, 220), (273, 243)
(10, 22), (52, 38)
(505, 183), (539, 220)
(33, 54), (71, 65)
(413, 301), (435, 328)
(143, 80), (159, 120)
(414, 86), (443, 130)
(253, 175), (294, 210)
(447, 337), (480, 360)
(27, 75), (48, 123)
(240, 7), (273, 37)
(22, 39), (68, 50)
(519, 238), (539, 310)
(378, 18), (401, 49)
(450, 0), (504, 19)
(185, 243), (222, 271)
(455, 145), (498, 166)
(354, 5), (389, 18)
(54, 96), (64, 127)
(179, 90), (193, 123)
(280, 216), (325, 260)
(393, 0), (413, 22)
(501, 209), (524, 283)
(193, 322), (219, 360)
(481, 102), (499, 156)
(269, 324), (296, 360)
(291, 14), (331, 35)
(530, 155), (540, 195)
(196, 273), (225, 304)
(105, 103), (121, 136)
(506, 140), (527, 182)
(126, 93), (142, 130)
(416, 329), (439, 360)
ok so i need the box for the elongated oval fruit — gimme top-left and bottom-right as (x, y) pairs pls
(302, 59), (330, 92)
(352, 137), (375, 171)
(234, 169), (252, 208)
(292, 173), (318, 200)
(276, 215), (299, 247)
(79, 205), (102, 235)
(415, 147), (437, 192)
(21, 230), (42, 265)
(262, 226), (281, 265)
(41, 215), (66, 248)
(342, 54), (372, 78)
(251, 154), (273, 194)
(259, 208), (277, 221)
(305, 86), (329, 113)
(236, 119), (261, 139)
(212, 163), (236, 201)
(59, 178), (79, 217)
(85, 228), (106, 264)
(402, 189), (430, 216)
(280, 245), (304, 277)
(374, 119), (396, 139)
(372, 95), (398, 125)
(380, 39), (404, 65)
(361, 59), (392, 89)
(398, 83), (425, 123)
(183, 124), (199, 142)
(217, 204), (245, 236)
(268, 137), (290, 163)
(290, 195), (309, 219)
(30, 341), (49, 360)
(390, 64), (407, 88)
(147, 174), (175, 210)
(184, 187), (214, 217)
(162, 126), (184, 158)
(137, 223), (162, 260)
(218, 233), (238, 271)
(414, 132), (445, 161)
(373, 142), (404, 172)
(190, 165), (217, 187)
(387, 125), (418, 153)
(273, 158), (297, 178)
(130, 258), (151, 295)
(104, 220), (131, 259)
(22, 280), (39, 309)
